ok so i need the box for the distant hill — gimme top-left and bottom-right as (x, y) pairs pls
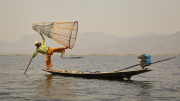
(0, 31), (180, 54)
(137, 32), (160, 36)
(67, 31), (180, 54)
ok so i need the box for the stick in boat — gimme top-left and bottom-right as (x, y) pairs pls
(24, 60), (32, 74)
(61, 57), (83, 59)
(116, 57), (176, 71)
(60, 53), (83, 59)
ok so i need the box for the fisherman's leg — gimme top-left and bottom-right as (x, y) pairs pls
(45, 47), (53, 70)
(45, 54), (52, 70)
(51, 47), (66, 53)
(141, 63), (146, 69)
(140, 61), (145, 69)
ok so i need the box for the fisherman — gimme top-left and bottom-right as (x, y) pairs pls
(137, 54), (151, 69)
(30, 33), (68, 70)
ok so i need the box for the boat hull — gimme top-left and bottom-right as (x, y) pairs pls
(42, 69), (155, 80)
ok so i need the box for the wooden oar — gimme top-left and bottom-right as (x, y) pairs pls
(150, 57), (176, 65)
(116, 64), (140, 71)
(116, 57), (176, 71)
(24, 60), (32, 74)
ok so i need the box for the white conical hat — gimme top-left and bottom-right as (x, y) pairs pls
(34, 41), (39, 45)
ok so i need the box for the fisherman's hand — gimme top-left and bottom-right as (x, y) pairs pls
(39, 33), (43, 36)
(30, 58), (32, 61)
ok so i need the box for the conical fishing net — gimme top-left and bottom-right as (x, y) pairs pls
(32, 21), (78, 49)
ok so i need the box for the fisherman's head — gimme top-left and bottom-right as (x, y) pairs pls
(35, 41), (40, 47)
(137, 56), (141, 59)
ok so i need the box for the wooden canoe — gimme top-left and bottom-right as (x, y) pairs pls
(42, 68), (155, 80)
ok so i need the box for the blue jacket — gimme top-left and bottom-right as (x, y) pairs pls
(144, 55), (151, 65)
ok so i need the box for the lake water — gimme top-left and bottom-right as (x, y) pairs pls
(0, 56), (180, 101)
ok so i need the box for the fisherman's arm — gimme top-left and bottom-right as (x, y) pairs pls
(40, 33), (45, 45)
(30, 50), (38, 60)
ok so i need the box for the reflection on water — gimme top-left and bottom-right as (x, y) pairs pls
(116, 79), (153, 98)
(31, 74), (153, 100)
(129, 80), (152, 97)
(32, 75), (76, 100)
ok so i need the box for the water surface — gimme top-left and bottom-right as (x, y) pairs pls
(0, 56), (179, 101)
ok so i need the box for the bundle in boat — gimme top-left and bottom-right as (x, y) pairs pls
(32, 21), (78, 49)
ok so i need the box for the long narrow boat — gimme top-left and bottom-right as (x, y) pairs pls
(40, 57), (176, 80)
(42, 68), (155, 80)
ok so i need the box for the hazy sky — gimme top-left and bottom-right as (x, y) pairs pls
(0, 0), (180, 42)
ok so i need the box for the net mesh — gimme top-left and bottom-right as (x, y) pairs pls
(32, 21), (78, 49)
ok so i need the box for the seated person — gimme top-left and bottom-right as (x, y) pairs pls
(137, 54), (151, 69)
